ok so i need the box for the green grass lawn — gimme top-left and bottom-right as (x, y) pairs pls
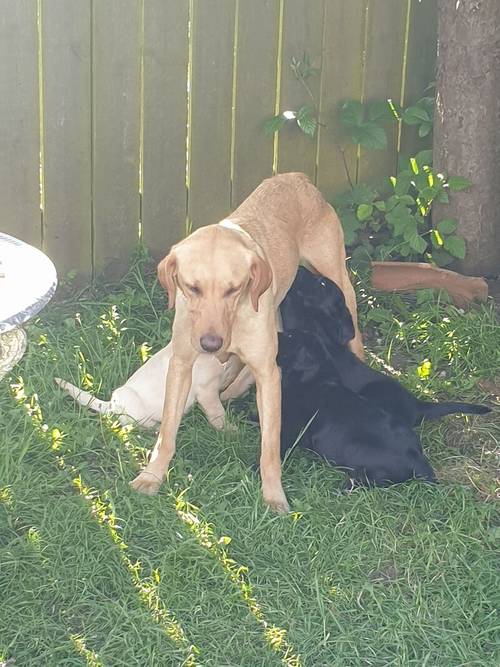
(1, 257), (499, 666)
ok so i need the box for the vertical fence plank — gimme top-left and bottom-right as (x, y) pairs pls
(316, 0), (367, 201)
(231, 0), (279, 207)
(92, 0), (141, 279)
(42, 0), (92, 277)
(400, 0), (437, 158)
(357, 0), (408, 186)
(188, 0), (236, 229)
(0, 0), (41, 246)
(276, 0), (325, 179)
(142, 0), (189, 259)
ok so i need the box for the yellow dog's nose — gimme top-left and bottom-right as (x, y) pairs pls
(200, 334), (223, 352)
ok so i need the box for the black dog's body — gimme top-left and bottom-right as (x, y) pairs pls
(280, 267), (490, 426)
(277, 331), (436, 487)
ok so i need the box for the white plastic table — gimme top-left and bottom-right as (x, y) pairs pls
(0, 233), (57, 379)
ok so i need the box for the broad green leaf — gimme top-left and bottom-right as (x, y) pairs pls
(407, 234), (427, 255)
(431, 248), (454, 267)
(394, 171), (412, 195)
(296, 106), (318, 137)
(374, 200), (386, 211)
(443, 235), (466, 259)
(389, 201), (412, 221)
(447, 175), (472, 191)
(398, 195), (416, 206)
(418, 121), (432, 137)
(390, 214), (414, 238)
(350, 123), (387, 150)
(437, 218), (458, 235)
(349, 245), (372, 270)
(357, 204), (373, 221)
(415, 150), (433, 168)
(419, 186), (437, 203)
(402, 106), (430, 125)
(350, 184), (377, 204)
(367, 100), (393, 122)
(263, 114), (288, 135)
(436, 189), (449, 204)
(386, 195), (399, 212)
(340, 212), (362, 246)
(339, 99), (364, 127)
(399, 243), (411, 257)
(417, 95), (435, 115)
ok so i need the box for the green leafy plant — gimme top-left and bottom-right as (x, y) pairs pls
(335, 96), (471, 269)
(263, 55), (471, 269)
(264, 53), (320, 138)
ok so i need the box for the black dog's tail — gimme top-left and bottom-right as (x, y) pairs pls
(418, 400), (491, 421)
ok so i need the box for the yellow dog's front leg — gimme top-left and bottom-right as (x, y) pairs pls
(130, 353), (195, 495)
(254, 359), (289, 513)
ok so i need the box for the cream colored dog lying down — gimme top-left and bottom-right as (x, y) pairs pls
(55, 343), (235, 429)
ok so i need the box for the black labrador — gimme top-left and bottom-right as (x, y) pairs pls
(277, 329), (436, 487)
(280, 267), (490, 427)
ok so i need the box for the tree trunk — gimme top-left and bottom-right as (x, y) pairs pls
(433, 0), (500, 277)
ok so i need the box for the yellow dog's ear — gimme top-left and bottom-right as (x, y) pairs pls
(157, 253), (178, 309)
(249, 254), (273, 312)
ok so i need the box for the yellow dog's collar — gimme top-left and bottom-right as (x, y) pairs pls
(218, 219), (252, 241)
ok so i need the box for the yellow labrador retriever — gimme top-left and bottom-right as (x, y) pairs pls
(130, 172), (363, 512)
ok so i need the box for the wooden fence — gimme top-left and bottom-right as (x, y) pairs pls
(0, 0), (437, 280)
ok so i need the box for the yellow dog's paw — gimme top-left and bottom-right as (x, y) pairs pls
(129, 470), (163, 495)
(263, 489), (290, 514)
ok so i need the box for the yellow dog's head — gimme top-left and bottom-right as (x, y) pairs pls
(157, 225), (272, 354)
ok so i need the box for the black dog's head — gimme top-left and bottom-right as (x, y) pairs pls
(281, 267), (355, 346)
(277, 329), (336, 384)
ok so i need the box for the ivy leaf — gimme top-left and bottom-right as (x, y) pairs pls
(443, 235), (466, 259)
(447, 175), (472, 191)
(263, 114), (288, 135)
(357, 204), (373, 221)
(407, 233), (427, 254)
(437, 218), (457, 235)
(339, 100), (364, 127)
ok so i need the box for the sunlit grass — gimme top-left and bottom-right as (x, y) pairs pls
(0, 254), (498, 665)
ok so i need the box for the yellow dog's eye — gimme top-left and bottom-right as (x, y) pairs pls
(187, 285), (201, 296)
(224, 286), (239, 297)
